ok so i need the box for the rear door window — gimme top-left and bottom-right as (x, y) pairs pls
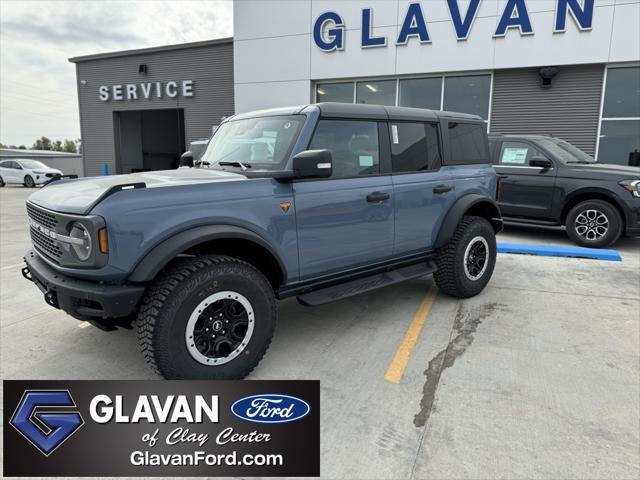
(447, 122), (488, 164)
(390, 122), (440, 172)
(309, 120), (380, 179)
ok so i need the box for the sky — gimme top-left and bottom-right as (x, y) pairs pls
(0, 0), (233, 147)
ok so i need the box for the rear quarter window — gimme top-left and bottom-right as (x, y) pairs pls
(446, 122), (489, 165)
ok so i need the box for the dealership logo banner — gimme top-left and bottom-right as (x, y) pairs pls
(3, 380), (320, 477)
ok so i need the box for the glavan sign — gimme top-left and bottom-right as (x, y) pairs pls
(98, 80), (194, 101)
(313, 0), (595, 51)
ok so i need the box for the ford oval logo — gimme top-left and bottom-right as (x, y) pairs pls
(230, 394), (310, 424)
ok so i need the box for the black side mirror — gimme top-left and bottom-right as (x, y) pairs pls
(530, 157), (552, 169)
(292, 150), (332, 179)
(180, 151), (194, 167)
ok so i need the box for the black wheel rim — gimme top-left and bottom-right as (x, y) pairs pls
(464, 236), (489, 281)
(185, 291), (254, 365)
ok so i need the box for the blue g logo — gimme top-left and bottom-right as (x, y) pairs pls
(10, 390), (84, 456)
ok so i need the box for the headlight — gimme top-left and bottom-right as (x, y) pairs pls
(69, 222), (92, 260)
(620, 179), (640, 198)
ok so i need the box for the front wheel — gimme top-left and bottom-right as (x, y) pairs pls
(566, 200), (622, 248)
(137, 255), (276, 379)
(0, 176), (5, 187)
(24, 175), (35, 188)
(434, 216), (497, 298)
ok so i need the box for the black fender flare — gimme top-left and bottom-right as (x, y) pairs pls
(434, 194), (503, 249)
(128, 225), (286, 283)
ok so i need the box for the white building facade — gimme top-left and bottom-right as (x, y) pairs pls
(233, 0), (640, 165)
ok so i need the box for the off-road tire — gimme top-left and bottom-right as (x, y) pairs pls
(566, 199), (622, 248)
(24, 175), (35, 188)
(434, 216), (496, 298)
(137, 255), (276, 379)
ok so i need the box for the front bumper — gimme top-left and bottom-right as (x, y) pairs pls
(22, 249), (144, 324)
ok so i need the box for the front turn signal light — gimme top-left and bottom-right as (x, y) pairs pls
(98, 228), (108, 254)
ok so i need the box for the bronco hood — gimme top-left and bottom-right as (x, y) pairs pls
(28, 168), (246, 214)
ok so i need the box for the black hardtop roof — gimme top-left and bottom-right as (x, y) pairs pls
(316, 102), (483, 122)
(488, 133), (556, 140)
(229, 103), (484, 123)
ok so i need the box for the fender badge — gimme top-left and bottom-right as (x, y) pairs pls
(279, 201), (291, 213)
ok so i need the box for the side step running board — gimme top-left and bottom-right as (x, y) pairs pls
(297, 261), (437, 307)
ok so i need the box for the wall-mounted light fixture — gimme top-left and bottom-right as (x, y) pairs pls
(539, 67), (559, 88)
(138, 64), (148, 74)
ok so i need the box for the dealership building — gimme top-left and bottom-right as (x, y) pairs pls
(72, 0), (639, 175)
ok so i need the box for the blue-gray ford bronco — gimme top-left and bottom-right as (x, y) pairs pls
(22, 103), (503, 379)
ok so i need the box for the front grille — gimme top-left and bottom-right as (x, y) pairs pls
(30, 227), (63, 260)
(27, 203), (62, 261)
(27, 203), (58, 229)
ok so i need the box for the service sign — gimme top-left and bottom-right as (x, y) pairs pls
(3, 380), (320, 477)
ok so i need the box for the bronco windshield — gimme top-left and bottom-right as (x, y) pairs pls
(537, 137), (596, 164)
(200, 115), (304, 170)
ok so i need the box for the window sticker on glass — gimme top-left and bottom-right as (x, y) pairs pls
(391, 125), (399, 144)
(502, 147), (528, 164)
(359, 155), (374, 167)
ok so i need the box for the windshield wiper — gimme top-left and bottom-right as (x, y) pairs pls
(218, 161), (252, 171)
(566, 160), (594, 164)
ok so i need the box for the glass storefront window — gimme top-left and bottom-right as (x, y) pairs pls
(316, 83), (354, 103)
(598, 120), (640, 166)
(356, 80), (396, 106)
(598, 67), (640, 165)
(443, 75), (491, 119)
(398, 77), (442, 110)
(602, 67), (640, 118)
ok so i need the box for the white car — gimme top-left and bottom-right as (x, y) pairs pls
(0, 159), (63, 188)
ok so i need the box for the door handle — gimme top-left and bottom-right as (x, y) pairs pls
(497, 174), (509, 179)
(433, 185), (452, 194)
(366, 191), (390, 203)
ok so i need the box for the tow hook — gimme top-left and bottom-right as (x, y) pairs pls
(21, 266), (32, 281)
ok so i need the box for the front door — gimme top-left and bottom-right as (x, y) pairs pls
(293, 119), (394, 280)
(494, 140), (557, 219)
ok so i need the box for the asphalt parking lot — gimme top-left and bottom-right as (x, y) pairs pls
(1, 185), (639, 479)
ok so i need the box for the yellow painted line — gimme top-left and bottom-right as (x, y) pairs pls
(0, 262), (24, 271)
(384, 287), (438, 384)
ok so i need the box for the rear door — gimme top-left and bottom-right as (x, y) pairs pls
(389, 121), (454, 253)
(2, 161), (20, 182)
(493, 140), (557, 219)
(293, 119), (395, 280)
(0, 161), (8, 182)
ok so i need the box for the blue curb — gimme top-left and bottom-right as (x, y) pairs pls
(496, 242), (622, 262)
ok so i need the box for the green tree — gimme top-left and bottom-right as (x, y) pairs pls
(52, 140), (63, 152)
(62, 139), (77, 153)
(33, 136), (53, 151)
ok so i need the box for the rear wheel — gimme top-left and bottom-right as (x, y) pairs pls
(434, 216), (497, 298)
(566, 200), (622, 248)
(137, 255), (276, 379)
(24, 175), (35, 188)
(0, 176), (5, 187)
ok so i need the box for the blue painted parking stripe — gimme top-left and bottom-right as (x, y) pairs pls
(496, 242), (622, 261)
